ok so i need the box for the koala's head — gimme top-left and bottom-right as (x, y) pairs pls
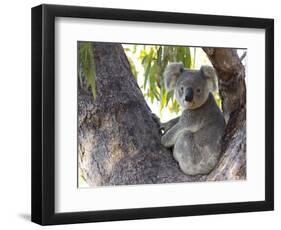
(164, 62), (217, 110)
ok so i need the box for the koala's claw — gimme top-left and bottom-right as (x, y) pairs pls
(159, 126), (165, 135)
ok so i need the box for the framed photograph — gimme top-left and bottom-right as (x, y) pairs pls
(31, 4), (274, 225)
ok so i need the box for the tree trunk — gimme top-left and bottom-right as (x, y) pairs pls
(203, 48), (246, 180)
(79, 44), (246, 186)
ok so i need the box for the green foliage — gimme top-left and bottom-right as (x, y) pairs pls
(79, 42), (96, 99)
(125, 45), (222, 115)
(137, 45), (193, 114)
(214, 92), (222, 109)
(78, 43), (221, 115)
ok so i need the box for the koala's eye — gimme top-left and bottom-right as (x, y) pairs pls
(196, 88), (201, 93)
(180, 86), (184, 92)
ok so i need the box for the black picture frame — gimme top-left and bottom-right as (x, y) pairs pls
(31, 4), (274, 225)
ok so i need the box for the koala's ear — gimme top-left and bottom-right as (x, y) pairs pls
(200, 65), (217, 92)
(164, 62), (184, 91)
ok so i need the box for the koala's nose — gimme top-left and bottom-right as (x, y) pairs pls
(185, 88), (193, 102)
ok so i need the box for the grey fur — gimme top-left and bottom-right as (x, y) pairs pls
(161, 63), (225, 175)
(163, 62), (184, 90)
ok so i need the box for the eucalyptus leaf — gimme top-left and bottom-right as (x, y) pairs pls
(79, 42), (96, 99)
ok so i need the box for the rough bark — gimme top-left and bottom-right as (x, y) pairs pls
(78, 44), (246, 186)
(203, 48), (246, 180)
(203, 48), (246, 123)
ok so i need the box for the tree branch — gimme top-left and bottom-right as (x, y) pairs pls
(203, 48), (246, 123)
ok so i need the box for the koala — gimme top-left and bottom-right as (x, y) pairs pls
(160, 62), (225, 176)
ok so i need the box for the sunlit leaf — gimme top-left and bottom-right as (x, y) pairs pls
(193, 48), (197, 68)
(166, 91), (174, 106)
(127, 56), (138, 79)
(185, 47), (192, 68)
(214, 92), (222, 109)
(78, 63), (83, 87)
(152, 87), (160, 101)
(79, 42), (96, 99)
(142, 55), (147, 65)
(160, 92), (166, 111)
(132, 45), (137, 54)
(143, 49), (153, 90)
(176, 47), (184, 63)
(157, 46), (162, 64)
(132, 44), (218, 117)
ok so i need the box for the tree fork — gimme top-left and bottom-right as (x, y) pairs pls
(79, 44), (246, 186)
